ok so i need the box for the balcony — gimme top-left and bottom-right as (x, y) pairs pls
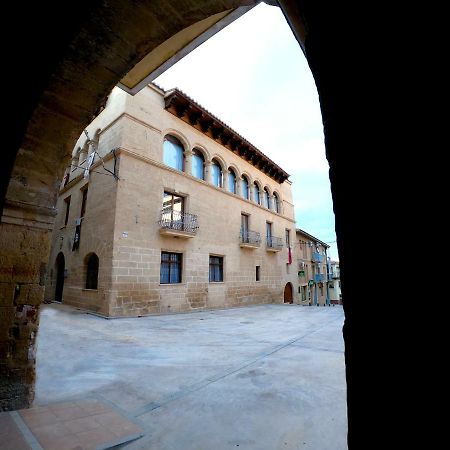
(239, 230), (261, 249)
(266, 236), (283, 252)
(314, 273), (327, 282)
(158, 209), (198, 238)
(312, 251), (324, 263)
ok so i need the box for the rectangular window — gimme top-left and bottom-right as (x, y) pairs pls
(160, 252), (182, 284)
(162, 191), (184, 229)
(241, 213), (249, 233)
(266, 222), (272, 243)
(285, 229), (291, 247)
(80, 187), (88, 218)
(163, 191), (184, 213)
(209, 256), (224, 282)
(64, 196), (71, 226)
(256, 265), (260, 281)
(241, 213), (249, 242)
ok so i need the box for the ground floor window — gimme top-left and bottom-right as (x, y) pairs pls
(85, 253), (99, 289)
(209, 255), (224, 282)
(160, 252), (182, 284)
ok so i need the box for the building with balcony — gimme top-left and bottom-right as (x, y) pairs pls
(295, 228), (329, 306)
(44, 84), (298, 316)
(328, 260), (342, 305)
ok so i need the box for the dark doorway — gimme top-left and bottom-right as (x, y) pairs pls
(55, 252), (65, 302)
(284, 282), (293, 304)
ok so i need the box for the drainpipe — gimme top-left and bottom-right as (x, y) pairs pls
(326, 253), (331, 306)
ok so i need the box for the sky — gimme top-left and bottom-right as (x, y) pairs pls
(155, 3), (338, 260)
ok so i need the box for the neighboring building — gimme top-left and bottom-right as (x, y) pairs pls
(44, 84), (298, 316)
(328, 260), (342, 304)
(295, 229), (329, 306)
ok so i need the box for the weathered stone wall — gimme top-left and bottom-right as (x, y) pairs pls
(0, 223), (47, 409)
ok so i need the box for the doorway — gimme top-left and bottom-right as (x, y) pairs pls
(284, 282), (293, 304)
(55, 252), (65, 303)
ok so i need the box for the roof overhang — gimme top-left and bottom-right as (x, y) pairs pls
(164, 89), (290, 183)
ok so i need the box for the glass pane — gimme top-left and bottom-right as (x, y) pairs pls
(160, 261), (169, 283)
(242, 178), (248, 199)
(266, 222), (272, 239)
(228, 171), (236, 193)
(192, 153), (204, 179)
(172, 195), (183, 213)
(274, 194), (280, 212)
(163, 137), (184, 171)
(211, 163), (221, 187)
(241, 214), (248, 232)
(254, 184), (260, 204)
(169, 262), (180, 283)
(264, 190), (270, 208)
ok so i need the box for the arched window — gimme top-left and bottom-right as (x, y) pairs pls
(163, 135), (184, 171)
(241, 175), (249, 200)
(228, 168), (236, 194)
(254, 182), (261, 205)
(191, 149), (205, 180)
(264, 188), (270, 209)
(273, 193), (281, 213)
(85, 253), (99, 289)
(211, 160), (223, 187)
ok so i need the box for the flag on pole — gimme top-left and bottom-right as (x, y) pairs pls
(84, 151), (96, 180)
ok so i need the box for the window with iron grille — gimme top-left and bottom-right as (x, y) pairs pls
(209, 255), (223, 282)
(160, 252), (182, 284)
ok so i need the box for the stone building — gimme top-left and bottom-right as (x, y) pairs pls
(295, 228), (329, 306)
(44, 84), (298, 316)
(328, 260), (342, 305)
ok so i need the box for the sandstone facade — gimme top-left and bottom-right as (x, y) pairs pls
(45, 85), (299, 316)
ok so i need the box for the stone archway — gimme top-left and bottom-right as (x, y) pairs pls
(0, 1), (415, 448)
(284, 282), (293, 304)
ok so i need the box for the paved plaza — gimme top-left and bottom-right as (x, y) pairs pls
(32, 303), (347, 449)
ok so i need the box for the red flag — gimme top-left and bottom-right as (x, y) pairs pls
(288, 247), (292, 264)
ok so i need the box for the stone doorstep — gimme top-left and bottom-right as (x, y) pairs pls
(1, 398), (144, 450)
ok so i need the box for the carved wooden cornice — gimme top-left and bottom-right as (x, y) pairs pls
(164, 89), (290, 183)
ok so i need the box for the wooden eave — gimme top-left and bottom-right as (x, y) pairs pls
(164, 89), (290, 183)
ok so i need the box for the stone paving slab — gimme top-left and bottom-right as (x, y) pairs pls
(0, 399), (143, 450)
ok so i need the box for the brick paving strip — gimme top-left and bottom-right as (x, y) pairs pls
(0, 399), (144, 450)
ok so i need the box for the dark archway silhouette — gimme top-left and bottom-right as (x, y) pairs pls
(0, 2), (422, 447)
(55, 252), (65, 303)
(85, 253), (99, 290)
(284, 282), (293, 304)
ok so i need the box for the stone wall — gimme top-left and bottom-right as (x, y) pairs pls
(45, 85), (298, 316)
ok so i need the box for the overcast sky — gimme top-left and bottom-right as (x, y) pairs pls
(155, 3), (338, 260)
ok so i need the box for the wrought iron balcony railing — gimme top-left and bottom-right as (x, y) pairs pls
(312, 251), (324, 263)
(314, 273), (327, 282)
(266, 236), (283, 250)
(159, 209), (198, 234)
(239, 229), (261, 247)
